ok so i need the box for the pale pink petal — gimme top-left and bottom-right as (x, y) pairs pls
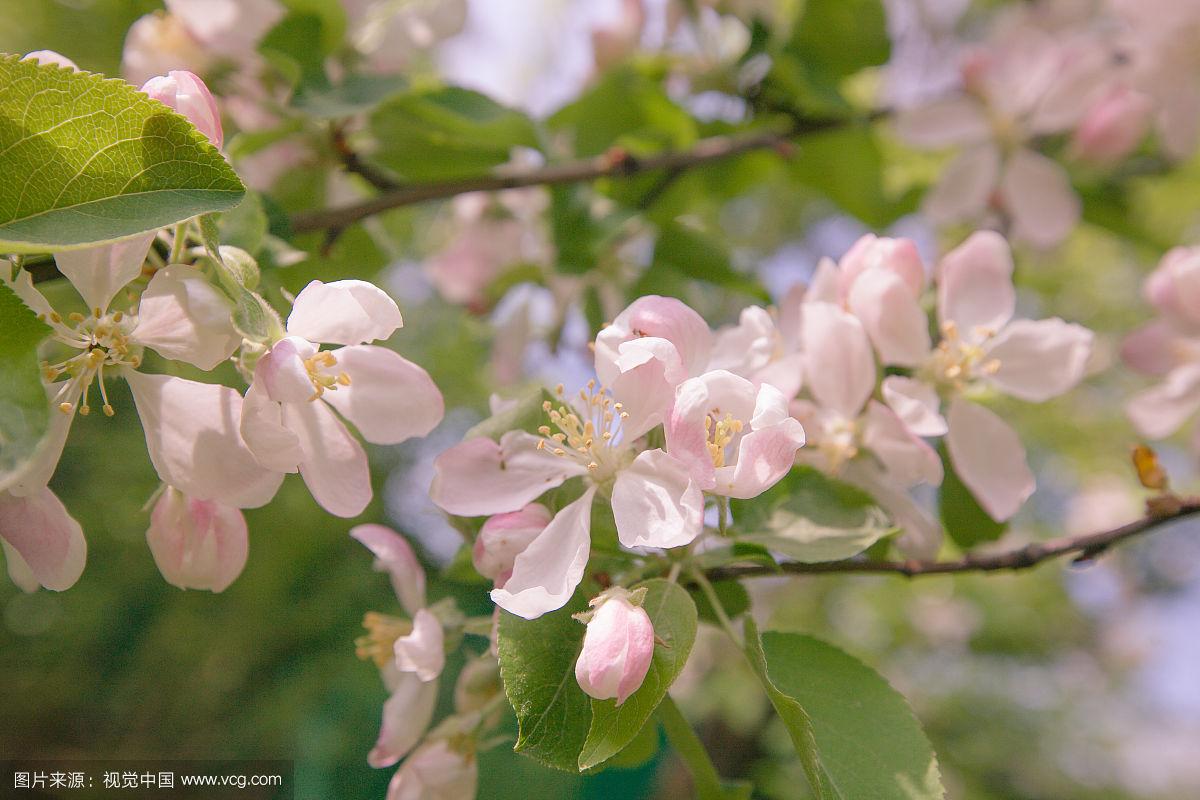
(4, 381), (81, 496)
(1120, 322), (1183, 377)
(385, 739), (477, 800)
(165, 0), (285, 57)
(716, 418), (806, 499)
(1156, 83), (1200, 161)
(394, 608), (445, 682)
(575, 593), (655, 706)
(805, 257), (840, 305)
(321, 345), (444, 445)
(666, 370), (759, 489)
(881, 376), (947, 437)
(0, 487), (86, 591)
(473, 504), (551, 584)
(368, 672), (438, 768)
(133, 264), (239, 370)
(351, 524), (426, 614)
(146, 487), (247, 592)
(802, 302), (876, 419)
(1125, 364), (1200, 440)
(490, 487), (596, 620)
(140, 70), (223, 148)
(126, 371), (284, 508)
(861, 401), (943, 487)
(946, 398), (1034, 522)
(609, 336), (684, 439)
(239, 381), (302, 473)
(429, 431), (587, 517)
(937, 230), (1015, 338)
(708, 306), (780, 376)
(847, 269), (931, 367)
(595, 295), (711, 387)
(2, 540), (41, 592)
(53, 233), (154, 313)
(287, 280), (403, 345)
(984, 318), (1093, 402)
(842, 460), (942, 558)
(893, 96), (991, 149)
(282, 399), (371, 518)
(1070, 85), (1152, 165)
(1156, 247), (1200, 327)
(611, 449), (704, 549)
(22, 50), (79, 70)
(924, 144), (1000, 226)
(838, 235), (926, 298)
(256, 336), (318, 404)
(1000, 149), (1080, 249)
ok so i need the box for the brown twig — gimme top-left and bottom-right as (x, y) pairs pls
(702, 498), (1200, 582)
(291, 117), (854, 234)
(331, 124), (402, 193)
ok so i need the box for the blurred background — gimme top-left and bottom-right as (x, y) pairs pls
(3, 1), (1200, 799)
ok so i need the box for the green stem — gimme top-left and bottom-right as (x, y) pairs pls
(659, 694), (724, 800)
(169, 220), (189, 264)
(690, 567), (741, 646)
(716, 497), (729, 536)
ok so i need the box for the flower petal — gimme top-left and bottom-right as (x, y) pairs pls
(847, 268), (931, 367)
(126, 371), (284, 508)
(286, 279), (404, 345)
(53, 233), (154, 312)
(1125, 363), (1200, 440)
(861, 401), (943, 487)
(490, 487), (595, 620)
(610, 337), (686, 439)
(594, 295), (711, 387)
(429, 431), (586, 517)
(611, 449), (704, 549)
(985, 317), (1093, 402)
(937, 230), (1015, 337)
(1120, 322), (1184, 377)
(282, 398), (371, 518)
(394, 608), (445, 682)
(4, 381), (80, 496)
(256, 336), (318, 404)
(133, 265), (239, 370)
(802, 302), (876, 419)
(146, 487), (247, 593)
(946, 398), (1034, 522)
(239, 381), (302, 473)
(881, 376), (947, 437)
(351, 524), (426, 614)
(893, 97), (991, 149)
(368, 672), (438, 768)
(716, 417), (806, 499)
(1000, 148), (1080, 249)
(923, 144), (1000, 226)
(322, 345), (444, 445)
(0, 487), (86, 591)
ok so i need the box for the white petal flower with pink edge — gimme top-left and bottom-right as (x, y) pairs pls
(384, 739), (477, 800)
(0, 487), (86, 592)
(146, 487), (248, 593)
(240, 280), (444, 518)
(574, 587), (655, 706)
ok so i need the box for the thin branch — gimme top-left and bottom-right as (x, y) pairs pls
(289, 118), (856, 234)
(331, 124), (402, 193)
(702, 498), (1200, 582)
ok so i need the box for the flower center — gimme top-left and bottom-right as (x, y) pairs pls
(355, 611), (413, 669)
(42, 310), (141, 418)
(537, 381), (630, 481)
(705, 411), (744, 468)
(924, 320), (1000, 394)
(303, 350), (351, 401)
(817, 414), (859, 474)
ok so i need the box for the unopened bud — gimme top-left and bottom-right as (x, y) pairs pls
(574, 588), (654, 706)
(140, 69), (223, 148)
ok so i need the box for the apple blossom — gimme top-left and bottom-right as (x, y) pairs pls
(1070, 84), (1152, 165)
(707, 306), (804, 400)
(240, 280), (444, 518)
(574, 587), (655, 706)
(385, 739), (477, 800)
(0, 487), (86, 592)
(140, 70), (223, 149)
(22, 50), (79, 71)
(472, 503), (552, 585)
(146, 487), (248, 593)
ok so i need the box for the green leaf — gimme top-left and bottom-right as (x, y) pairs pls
(578, 580), (698, 770)
(760, 630), (946, 800)
(293, 73), (407, 118)
(550, 185), (602, 275)
(463, 387), (558, 442)
(497, 593), (592, 773)
(602, 717), (659, 770)
(218, 191), (269, 256)
(789, 0), (889, 83)
(732, 466), (894, 562)
(260, 11), (329, 90)
(790, 126), (914, 227)
(688, 579), (751, 626)
(0, 276), (52, 488)
(549, 66), (697, 157)
(370, 87), (539, 181)
(0, 55), (245, 252)
(938, 441), (1007, 548)
(231, 288), (278, 343)
(652, 223), (769, 301)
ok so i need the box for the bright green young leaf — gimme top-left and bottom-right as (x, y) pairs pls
(938, 441), (1007, 548)
(578, 580), (698, 770)
(761, 630), (946, 800)
(732, 466), (894, 562)
(370, 87), (540, 181)
(0, 55), (245, 252)
(0, 277), (52, 489)
(497, 593), (592, 773)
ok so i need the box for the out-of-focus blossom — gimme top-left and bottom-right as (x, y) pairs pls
(591, 0), (645, 70)
(1070, 84), (1153, 165)
(0, 487), (86, 592)
(241, 280), (444, 518)
(574, 587), (655, 706)
(146, 487), (248, 592)
(122, 12), (211, 85)
(352, 523), (427, 615)
(22, 50), (79, 71)
(346, 0), (468, 74)
(140, 70), (223, 148)
(385, 739), (477, 800)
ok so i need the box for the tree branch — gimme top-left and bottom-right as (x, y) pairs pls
(290, 118), (856, 234)
(702, 498), (1200, 582)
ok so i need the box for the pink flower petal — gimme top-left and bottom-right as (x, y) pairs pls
(282, 398), (371, 518)
(0, 487), (86, 591)
(1000, 148), (1080, 249)
(946, 398), (1034, 522)
(146, 488), (247, 593)
(351, 524), (426, 614)
(368, 672), (438, 768)
(611, 448), (704, 549)
(322, 345), (444, 445)
(937, 230), (1016, 338)
(802, 302), (876, 419)
(53, 233), (155, 313)
(134, 265), (239, 370)
(985, 317), (1093, 402)
(287, 280), (403, 345)
(881, 376), (947, 437)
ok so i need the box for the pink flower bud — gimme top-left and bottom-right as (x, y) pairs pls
(472, 503), (551, 585)
(146, 487), (247, 592)
(574, 588), (655, 706)
(1071, 85), (1151, 165)
(385, 739), (477, 800)
(838, 234), (926, 299)
(140, 70), (223, 148)
(22, 51), (79, 71)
